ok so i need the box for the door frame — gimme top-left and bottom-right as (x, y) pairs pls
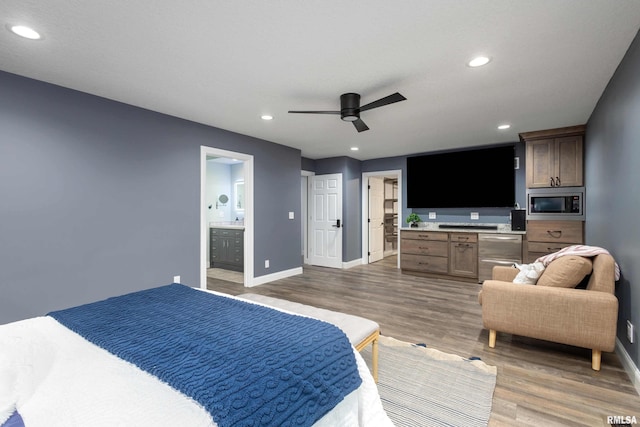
(200, 146), (254, 288)
(361, 169), (402, 268)
(301, 170), (315, 265)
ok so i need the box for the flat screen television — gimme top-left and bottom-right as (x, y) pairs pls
(407, 145), (515, 208)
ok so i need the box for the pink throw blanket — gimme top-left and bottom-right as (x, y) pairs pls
(536, 245), (620, 280)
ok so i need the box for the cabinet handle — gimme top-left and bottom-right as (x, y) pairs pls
(550, 176), (555, 187)
(546, 230), (562, 238)
(547, 247), (564, 251)
(456, 236), (469, 241)
(418, 234), (430, 238)
(555, 176), (561, 186)
(418, 247), (429, 250)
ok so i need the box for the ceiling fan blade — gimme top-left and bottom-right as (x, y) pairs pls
(288, 110), (340, 114)
(353, 118), (369, 132)
(359, 92), (406, 112)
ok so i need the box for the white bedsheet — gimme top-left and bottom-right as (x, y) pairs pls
(0, 315), (392, 426)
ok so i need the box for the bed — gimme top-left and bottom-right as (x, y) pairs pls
(0, 284), (392, 427)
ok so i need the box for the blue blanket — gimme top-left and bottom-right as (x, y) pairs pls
(48, 285), (361, 427)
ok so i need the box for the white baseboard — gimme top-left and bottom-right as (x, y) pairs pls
(616, 338), (640, 396)
(248, 267), (303, 287)
(343, 258), (363, 269)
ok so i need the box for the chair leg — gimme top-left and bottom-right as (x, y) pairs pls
(489, 329), (497, 348)
(372, 337), (379, 383)
(592, 349), (602, 371)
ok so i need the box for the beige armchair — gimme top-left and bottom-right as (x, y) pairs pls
(479, 254), (618, 370)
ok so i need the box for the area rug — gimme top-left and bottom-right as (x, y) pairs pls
(360, 336), (497, 427)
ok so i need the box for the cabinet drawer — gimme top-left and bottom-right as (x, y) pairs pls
(401, 239), (448, 256)
(210, 228), (244, 238)
(527, 241), (575, 254)
(401, 254), (449, 274)
(401, 231), (448, 241)
(450, 233), (477, 243)
(527, 221), (583, 243)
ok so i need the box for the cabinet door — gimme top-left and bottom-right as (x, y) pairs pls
(526, 139), (555, 188)
(555, 135), (583, 187)
(449, 242), (478, 277)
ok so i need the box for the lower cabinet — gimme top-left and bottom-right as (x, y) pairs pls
(448, 233), (478, 278)
(401, 230), (478, 279)
(210, 228), (244, 272)
(525, 220), (583, 263)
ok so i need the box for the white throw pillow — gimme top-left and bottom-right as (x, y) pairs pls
(512, 262), (546, 285)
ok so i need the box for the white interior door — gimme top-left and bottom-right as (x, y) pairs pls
(368, 177), (384, 263)
(309, 173), (342, 269)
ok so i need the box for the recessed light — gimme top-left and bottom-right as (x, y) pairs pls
(498, 124), (511, 130)
(261, 115), (273, 121)
(9, 25), (41, 40)
(350, 147), (359, 151)
(468, 56), (491, 67)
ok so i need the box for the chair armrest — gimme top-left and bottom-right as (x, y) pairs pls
(481, 280), (618, 351)
(492, 266), (518, 282)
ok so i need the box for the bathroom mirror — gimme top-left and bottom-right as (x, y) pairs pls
(234, 181), (244, 211)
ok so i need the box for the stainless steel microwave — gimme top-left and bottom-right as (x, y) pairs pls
(527, 187), (585, 220)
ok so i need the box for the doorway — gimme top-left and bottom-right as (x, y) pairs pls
(361, 170), (402, 268)
(200, 146), (254, 289)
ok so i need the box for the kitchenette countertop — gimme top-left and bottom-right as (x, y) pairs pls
(401, 222), (526, 235)
(209, 221), (245, 230)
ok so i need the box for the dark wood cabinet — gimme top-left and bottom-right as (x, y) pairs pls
(210, 228), (244, 271)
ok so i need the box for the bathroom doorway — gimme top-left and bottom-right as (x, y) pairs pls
(200, 146), (254, 289)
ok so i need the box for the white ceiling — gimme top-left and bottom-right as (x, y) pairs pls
(2, 1), (640, 160)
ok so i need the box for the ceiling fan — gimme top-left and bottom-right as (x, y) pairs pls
(288, 92), (406, 132)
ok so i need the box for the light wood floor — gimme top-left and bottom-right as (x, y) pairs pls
(207, 255), (640, 426)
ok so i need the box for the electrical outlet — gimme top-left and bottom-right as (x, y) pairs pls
(628, 320), (635, 343)
(429, 212), (436, 219)
(265, 260), (270, 269)
(173, 275), (181, 283)
(470, 212), (479, 220)
(289, 211), (294, 219)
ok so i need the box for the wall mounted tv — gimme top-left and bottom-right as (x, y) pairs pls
(407, 145), (515, 208)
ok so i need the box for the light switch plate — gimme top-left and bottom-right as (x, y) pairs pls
(289, 211), (294, 219)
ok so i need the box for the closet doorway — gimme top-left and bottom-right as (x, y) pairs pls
(361, 170), (401, 268)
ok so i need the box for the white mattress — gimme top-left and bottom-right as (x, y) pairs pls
(0, 294), (392, 427)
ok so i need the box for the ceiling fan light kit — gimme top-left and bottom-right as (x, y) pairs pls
(289, 91), (406, 132)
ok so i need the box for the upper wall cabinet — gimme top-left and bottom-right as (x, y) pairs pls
(520, 125), (585, 188)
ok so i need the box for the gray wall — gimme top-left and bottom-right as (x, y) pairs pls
(0, 71), (302, 324)
(586, 30), (640, 370)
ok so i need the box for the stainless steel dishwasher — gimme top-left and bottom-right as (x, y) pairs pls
(478, 234), (523, 283)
